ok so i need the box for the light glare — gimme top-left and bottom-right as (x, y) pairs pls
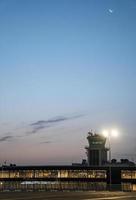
(111, 129), (118, 137)
(102, 130), (109, 137)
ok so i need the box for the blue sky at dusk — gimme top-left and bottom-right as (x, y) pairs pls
(0, 0), (136, 165)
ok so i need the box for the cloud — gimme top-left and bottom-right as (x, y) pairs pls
(28, 114), (84, 135)
(31, 116), (67, 126)
(0, 135), (13, 142)
(40, 141), (52, 144)
(0, 132), (24, 142)
(28, 125), (50, 134)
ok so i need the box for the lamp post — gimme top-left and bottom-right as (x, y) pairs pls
(102, 129), (118, 191)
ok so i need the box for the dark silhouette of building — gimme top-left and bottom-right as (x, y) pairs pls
(85, 131), (109, 166)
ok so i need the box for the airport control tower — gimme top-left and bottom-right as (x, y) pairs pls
(85, 131), (109, 166)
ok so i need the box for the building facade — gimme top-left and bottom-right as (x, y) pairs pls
(0, 165), (136, 191)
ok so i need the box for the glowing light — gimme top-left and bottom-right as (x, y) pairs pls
(111, 129), (118, 137)
(102, 129), (119, 138)
(102, 130), (109, 137)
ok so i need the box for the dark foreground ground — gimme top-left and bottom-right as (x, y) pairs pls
(0, 191), (136, 200)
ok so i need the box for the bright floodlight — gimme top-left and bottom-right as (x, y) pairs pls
(102, 130), (109, 137)
(111, 129), (118, 137)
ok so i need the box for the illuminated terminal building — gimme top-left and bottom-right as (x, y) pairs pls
(0, 131), (136, 192)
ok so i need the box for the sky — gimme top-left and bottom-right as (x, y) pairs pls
(0, 0), (136, 165)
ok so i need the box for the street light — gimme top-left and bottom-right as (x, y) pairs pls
(102, 129), (119, 190)
(102, 129), (118, 165)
